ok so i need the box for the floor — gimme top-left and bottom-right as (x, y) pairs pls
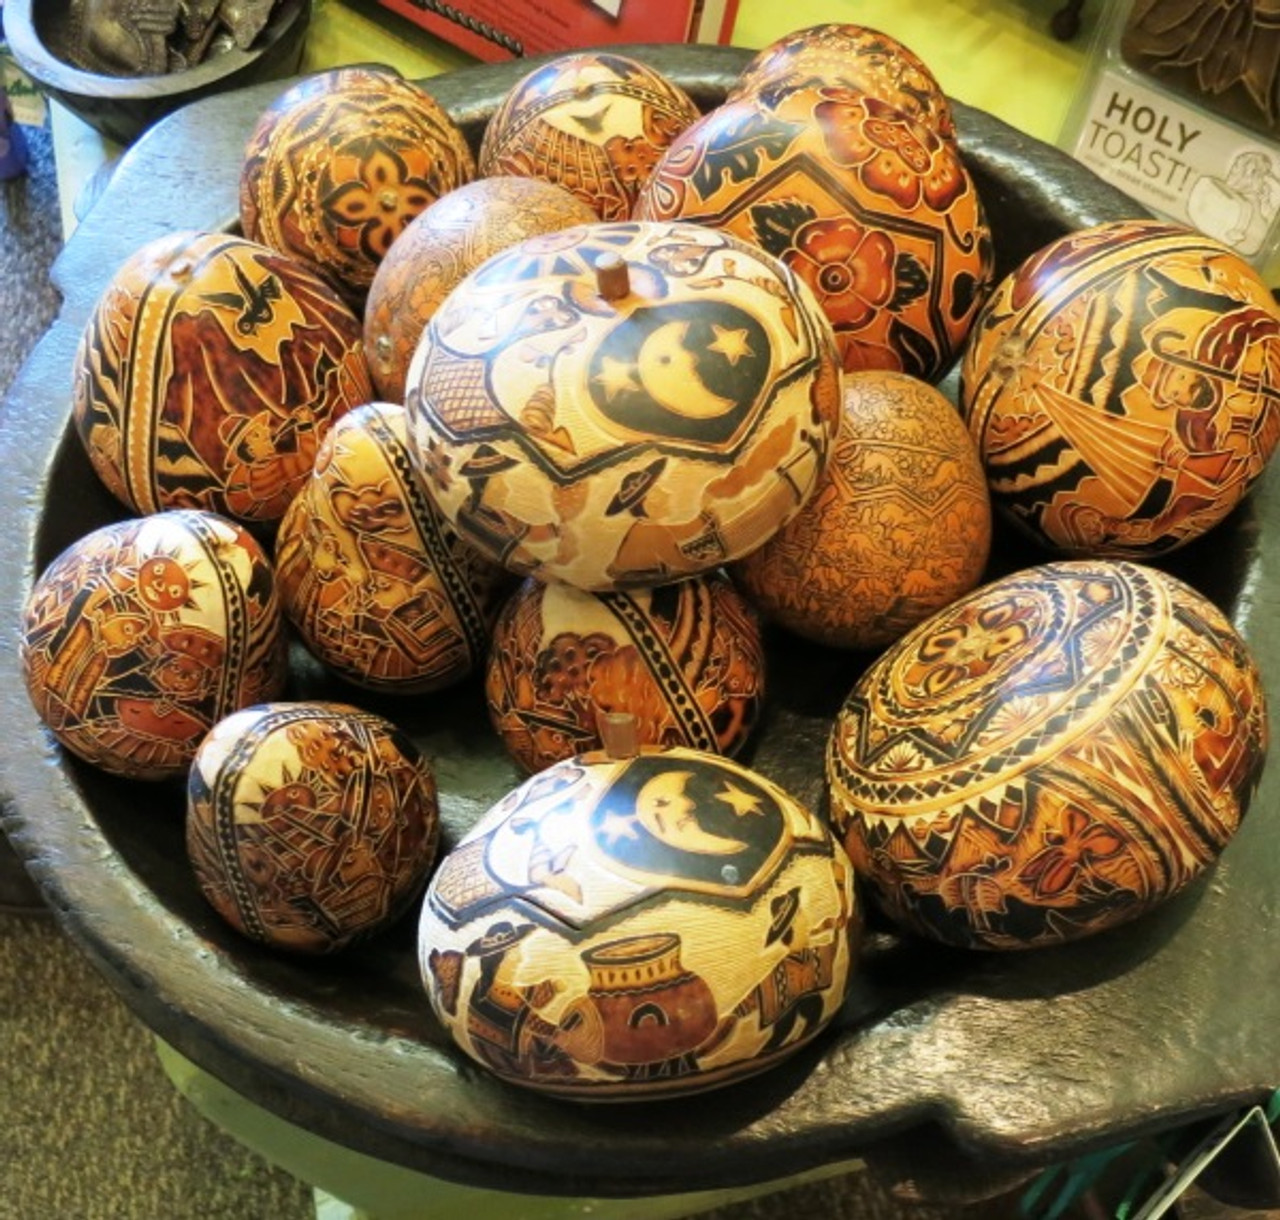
(2, 113), (1278, 1220)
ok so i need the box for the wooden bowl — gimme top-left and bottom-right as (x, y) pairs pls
(2, 0), (310, 146)
(4, 45), (1280, 1205)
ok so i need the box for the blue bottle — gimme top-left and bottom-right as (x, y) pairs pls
(2, 4), (31, 181)
(0, 83), (29, 180)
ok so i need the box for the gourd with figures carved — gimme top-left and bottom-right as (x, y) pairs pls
(960, 218), (1280, 557)
(187, 701), (440, 954)
(478, 51), (701, 222)
(71, 229), (371, 528)
(484, 569), (765, 774)
(418, 737), (860, 1099)
(19, 510), (287, 780)
(275, 402), (513, 695)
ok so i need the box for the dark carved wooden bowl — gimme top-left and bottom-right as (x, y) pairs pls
(3, 45), (1280, 1204)
(3, 0), (310, 146)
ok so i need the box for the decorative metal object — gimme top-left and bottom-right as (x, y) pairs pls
(66, 0), (282, 76)
(1122, 0), (1280, 136)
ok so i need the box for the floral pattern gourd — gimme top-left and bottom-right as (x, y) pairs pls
(635, 87), (992, 381)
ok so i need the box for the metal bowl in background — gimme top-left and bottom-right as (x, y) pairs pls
(3, 0), (310, 146)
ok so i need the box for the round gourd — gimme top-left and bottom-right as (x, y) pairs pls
(478, 51), (700, 221)
(187, 701), (440, 954)
(634, 88), (992, 381)
(960, 219), (1280, 556)
(418, 745), (860, 1099)
(275, 402), (512, 694)
(71, 229), (371, 526)
(20, 510), (287, 780)
(405, 219), (842, 591)
(732, 369), (991, 650)
(363, 177), (599, 402)
(240, 65), (475, 302)
(826, 559), (1268, 950)
(729, 23), (956, 144)
(485, 570), (765, 773)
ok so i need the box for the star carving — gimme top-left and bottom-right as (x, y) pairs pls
(707, 324), (753, 365)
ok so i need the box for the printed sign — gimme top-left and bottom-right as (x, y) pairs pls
(1072, 66), (1280, 266)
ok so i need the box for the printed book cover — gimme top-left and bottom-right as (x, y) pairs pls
(376, 0), (738, 63)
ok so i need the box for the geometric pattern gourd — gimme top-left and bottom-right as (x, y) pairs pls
(406, 220), (843, 591)
(635, 89), (992, 382)
(960, 219), (1280, 556)
(731, 370), (992, 651)
(826, 559), (1268, 950)
(419, 746), (859, 1099)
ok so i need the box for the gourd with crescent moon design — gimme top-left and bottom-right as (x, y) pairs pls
(417, 744), (860, 1099)
(405, 219), (843, 592)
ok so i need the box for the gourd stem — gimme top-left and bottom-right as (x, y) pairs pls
(597, 710), (639, 759)
(594, 253), (630, 302)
